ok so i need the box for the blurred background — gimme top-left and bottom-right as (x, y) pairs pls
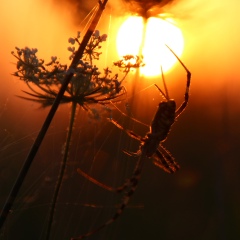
(0, 0), (240, 239)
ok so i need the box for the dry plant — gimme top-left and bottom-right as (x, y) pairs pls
(0, 0), (144, 239)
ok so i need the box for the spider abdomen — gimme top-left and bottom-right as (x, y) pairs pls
(141, 100), (176, 157)
(150, 100), (176, 139)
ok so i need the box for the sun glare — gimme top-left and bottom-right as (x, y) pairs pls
(117, 16), (184, 77)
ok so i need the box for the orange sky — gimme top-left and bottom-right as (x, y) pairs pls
(0, 2), (240, 239)
(0, 0), (239, 88)
(0, 0), (240, 116)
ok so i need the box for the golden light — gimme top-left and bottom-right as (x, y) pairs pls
(0, 0), (77, 95)
(116, 17), (144, 56)
(116, 16), (184, 77)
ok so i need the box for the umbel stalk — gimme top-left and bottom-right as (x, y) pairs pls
(0, 0), (108, 230)
(45, 102), (77, 240)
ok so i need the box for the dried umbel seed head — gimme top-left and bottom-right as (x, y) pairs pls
(11, 30), (144, 109)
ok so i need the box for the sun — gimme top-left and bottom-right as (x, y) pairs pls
(116, 16), (184, 77)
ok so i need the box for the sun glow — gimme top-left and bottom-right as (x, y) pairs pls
(117, 16), (184, 77)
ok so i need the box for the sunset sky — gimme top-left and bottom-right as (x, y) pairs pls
(0, 0), (240, 239)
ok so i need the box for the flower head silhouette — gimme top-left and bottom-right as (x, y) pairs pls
(11, 30), (144, 112)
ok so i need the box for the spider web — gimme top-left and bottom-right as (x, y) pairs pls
(0, 2), (186, 238)
(4, 0), (240, 240)
(0, 1), (182, 238)
(0, 2), (151, 239)
(0, 80), (158, 240)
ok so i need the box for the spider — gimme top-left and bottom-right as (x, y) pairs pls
(73, 45), (191, 239)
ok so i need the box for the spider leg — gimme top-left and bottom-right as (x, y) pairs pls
(110, 102), (149, 127)
(175, 71), (190, 118)
(109, 118), (143, 142)
(77, 118), (144, 193)
(72, 156), (144, 240)
(153, 146), (179, 173)
(158, 145), (180, 172)
(165, 44), (191, 119)
(77, 168), (134, 193)
(153, 149), (175, 174)
(77, 168), (117, 192)
(154, 65), (169, 100)
(122, 149), (140, 157)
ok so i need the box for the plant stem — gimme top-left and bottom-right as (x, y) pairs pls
(46, 102), (77, 240)
(0, 0), (108, 230)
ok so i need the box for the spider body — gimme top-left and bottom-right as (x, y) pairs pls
(74, 45), (191, 239)
(115, 96), (180, 173)
(140, 100), (176, 157)
(118, 45), (191, 174)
